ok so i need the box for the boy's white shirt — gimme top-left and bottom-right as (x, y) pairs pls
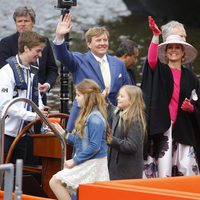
(0, 55), (43, 137)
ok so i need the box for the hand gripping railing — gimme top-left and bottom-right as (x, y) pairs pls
(0, 97), (66, 187)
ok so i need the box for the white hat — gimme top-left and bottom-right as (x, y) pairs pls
(158, 35), (198, 64)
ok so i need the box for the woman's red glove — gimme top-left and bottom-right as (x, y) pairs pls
(181, 98), (194, 113)
(148, 16), (161, 35)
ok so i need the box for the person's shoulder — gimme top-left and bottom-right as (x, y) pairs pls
(36, 35), (52, 48)
(107, 54), (125, 65)
(87, 110), (105, 124)
(43, 36), (51, 44)
(73, 51), (91, 60)
(74, 51), (84, 57)
(1, 32), (19, 42)
(182, 65), (196, 76)
(88, 110), (103, 119)
(40, 36), (51, 47)
(0, 63), (13, 75)
(107, 54), (120, 61)
(130, 117), (144, 136)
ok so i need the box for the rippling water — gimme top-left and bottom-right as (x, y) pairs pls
(1, 0), (200, 112)
(0, 0), (130, 39)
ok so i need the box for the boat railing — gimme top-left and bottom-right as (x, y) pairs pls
(0, 163), (14, 200)
(0, 159), (23, 200)
(0, 97), (66, 188)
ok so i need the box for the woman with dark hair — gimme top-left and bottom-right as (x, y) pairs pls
(142, 16), (200, 178)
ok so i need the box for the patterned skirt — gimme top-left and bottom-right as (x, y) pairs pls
(143, 123), (199, 178)
(53, 156), (110, 190)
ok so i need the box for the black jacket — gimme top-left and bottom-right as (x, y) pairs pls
(107, 103), (144, 180)
(141, 59), (200, 147)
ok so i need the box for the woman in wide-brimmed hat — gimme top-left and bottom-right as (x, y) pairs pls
(141, 16), (200, 178)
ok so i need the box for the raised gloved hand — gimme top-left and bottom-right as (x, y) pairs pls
(181, 98), (194, 113)
(148, 16), (161, 35)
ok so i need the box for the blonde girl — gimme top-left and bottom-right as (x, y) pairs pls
(107, 85), (146, 180)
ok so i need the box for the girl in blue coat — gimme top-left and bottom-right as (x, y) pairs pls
(49, 79), (110, 200)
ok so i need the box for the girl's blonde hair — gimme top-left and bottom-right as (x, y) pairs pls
(74, 79), (110, 137)
(119, 85), (146, 139)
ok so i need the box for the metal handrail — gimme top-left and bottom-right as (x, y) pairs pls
(0, 97), (66, 187)
(15, 159), (23, 200)
(0, 163), (14, 200)
(0, 159), (23, 200)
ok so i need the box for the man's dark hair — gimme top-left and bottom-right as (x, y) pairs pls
(116, 39), (138, 57)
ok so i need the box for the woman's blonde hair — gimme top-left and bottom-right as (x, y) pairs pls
(74, 79), (110, 137)
(119, 85), (146, 139)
